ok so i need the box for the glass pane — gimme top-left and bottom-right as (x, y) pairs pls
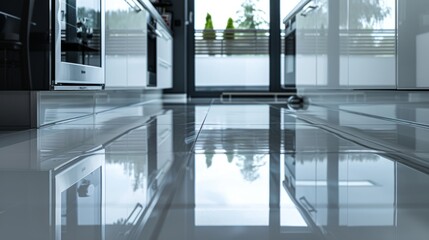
(195, 0), (270, 91)
(61, 0), (102, 67)
(280, 0), (301, 88)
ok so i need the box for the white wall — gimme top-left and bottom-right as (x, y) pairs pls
(196, 56), (269, 87)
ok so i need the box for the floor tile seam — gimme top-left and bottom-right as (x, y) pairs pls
(184, 99), (215, 155)
(191, 150), (389, 154)
(295, 114), (429, 174)
(293, 111), (429, 155)
(40, 100), (163, 128)
(38, 121), (162, 164)
(294, 113), (405, 153)
(312, 103), (429, 130)
(105, 151), (193, 154)
(201, 123), (287, 124)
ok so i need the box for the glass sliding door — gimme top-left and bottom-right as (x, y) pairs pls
(193, 0), (270, 93)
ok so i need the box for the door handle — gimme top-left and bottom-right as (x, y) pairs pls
(186, 11), (193, 25)
(159, 59), (171, 68)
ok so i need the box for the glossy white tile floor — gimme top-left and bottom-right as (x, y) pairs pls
(1, 98), (429, 240)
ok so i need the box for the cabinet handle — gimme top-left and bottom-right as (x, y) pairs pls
(123, 203), (144, 225)
(300, 3), (318, 17)
(123, 0), (142, 12)
(299, 196), (317, 213)
(158, 129), (172, 144)
(159, 59), (171, 68)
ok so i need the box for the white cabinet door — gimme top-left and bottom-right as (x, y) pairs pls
(156, 27), (173, 89)
(398, 0), (429, 89)
(105, 0), (130, 87)
(105, 56), (128, 87)
(295, 1), (318, 88)
(315, 0), (329, 88)
(105, 1), (148, 88)
(127, 10), (148, 87)
(347, 0), (396, 89)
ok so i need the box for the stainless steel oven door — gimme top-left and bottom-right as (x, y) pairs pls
(54, 152), (105, 240)
(54, 0), (105, 87)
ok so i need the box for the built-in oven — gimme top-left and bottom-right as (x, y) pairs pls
(54, 0), (105, 90)
(54, 151), (105, 240)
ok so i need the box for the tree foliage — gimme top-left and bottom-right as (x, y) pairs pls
(203, 13), (216, 40)
(235, 0), (268, 29)
(313, 0), (391, 29)
(223, 17), (235, 40)
(346, 0), (391, 29)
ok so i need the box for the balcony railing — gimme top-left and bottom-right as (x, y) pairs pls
(104, 28), (395, 56)
(195, 29), (270, 55)
(195, 29), (396, 56)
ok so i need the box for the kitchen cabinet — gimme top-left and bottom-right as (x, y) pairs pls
(314, 0), (329, 88)
(397, 0), (429, 89)
(346, 0), (396, 89)
(156, 26), (173, 89)
(295, 0), (318, 88)
(294, 0), (335, 89)
(295, 0), (337, 89)
(291, 0), (396, 91)
(105, 0), (148, 88)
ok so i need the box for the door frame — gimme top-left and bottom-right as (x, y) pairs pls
(186, 0), (292, 98)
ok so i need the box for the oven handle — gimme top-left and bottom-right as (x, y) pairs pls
(124, 203), (144, 225)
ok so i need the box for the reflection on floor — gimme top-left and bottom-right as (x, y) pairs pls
(1, 98), (429, 240)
